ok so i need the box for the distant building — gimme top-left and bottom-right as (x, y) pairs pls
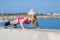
(28, 9), (35, 15)
(53, 13), (60, 15)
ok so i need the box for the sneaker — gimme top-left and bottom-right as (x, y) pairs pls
(14, 26), (17, 28)
(5, 26), (8, 28)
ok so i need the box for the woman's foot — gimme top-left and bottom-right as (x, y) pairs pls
(5, 26), (8, 28)
(14, 26), (17, 28)
(4, 21), (10, 28)
(14, 24), (17, 28)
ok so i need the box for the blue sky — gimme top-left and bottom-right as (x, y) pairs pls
(0, 0), (60, 13)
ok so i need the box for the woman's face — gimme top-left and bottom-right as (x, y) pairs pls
(30, 15), (37, 25)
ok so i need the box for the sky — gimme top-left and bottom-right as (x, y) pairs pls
(0, 0), (60, 13)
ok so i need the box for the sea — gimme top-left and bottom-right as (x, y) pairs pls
(0, 18), (60, 29)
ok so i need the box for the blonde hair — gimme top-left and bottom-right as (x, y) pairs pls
(33, 15), (36, 19)
(31, 15), (37, 25)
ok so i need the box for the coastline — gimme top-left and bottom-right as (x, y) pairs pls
(0, 15), (60, 22)
(0, 15), (60, 18)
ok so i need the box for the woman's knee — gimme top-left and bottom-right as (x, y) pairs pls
(10, 20), (18, 24)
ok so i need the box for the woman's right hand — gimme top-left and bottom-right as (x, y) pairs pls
(22, 27), (25, 30)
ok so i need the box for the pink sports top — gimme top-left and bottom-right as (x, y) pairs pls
(18, 17), (30, 24)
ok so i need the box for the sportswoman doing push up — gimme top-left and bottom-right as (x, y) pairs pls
(4, 9), (39, 29)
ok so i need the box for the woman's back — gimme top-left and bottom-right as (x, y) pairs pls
(17, 16), (31, 24)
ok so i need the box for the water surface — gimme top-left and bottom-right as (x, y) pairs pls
(0, 18), (60, 29)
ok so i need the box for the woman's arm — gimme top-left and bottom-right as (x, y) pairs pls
(34, 21), (39, 28)
(20, 17), (27, 29)
(20, 22), (24, 29)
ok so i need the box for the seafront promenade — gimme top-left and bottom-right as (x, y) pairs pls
(0, 28), (60, 40)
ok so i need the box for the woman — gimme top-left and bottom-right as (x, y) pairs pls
(4, 15), (38, 29)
